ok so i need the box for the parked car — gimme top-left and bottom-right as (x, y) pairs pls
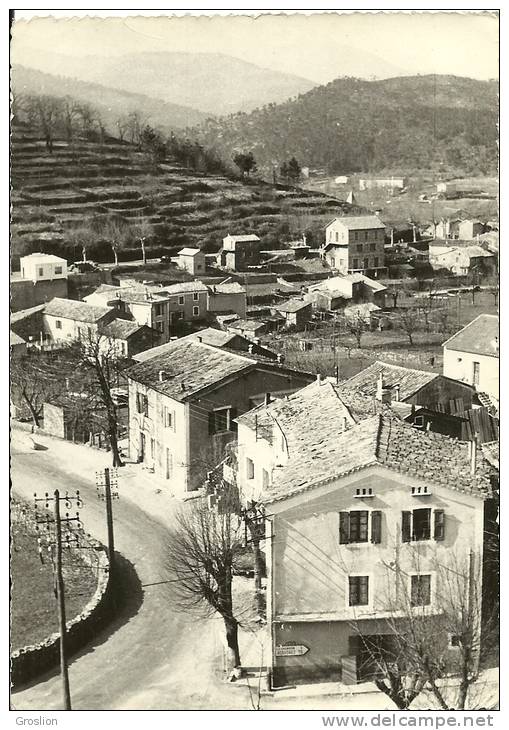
(160, 255), (171, 263)
(69, 261), (99, 273)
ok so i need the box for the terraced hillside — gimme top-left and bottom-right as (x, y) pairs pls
(11, 121), (366, 265)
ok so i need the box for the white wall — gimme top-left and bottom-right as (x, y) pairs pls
(21, 257), (67, 283)
(443, 348), (498, 399)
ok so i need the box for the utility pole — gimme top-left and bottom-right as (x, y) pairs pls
(34, 489), (83, 711)
(96, 468), (119, 577)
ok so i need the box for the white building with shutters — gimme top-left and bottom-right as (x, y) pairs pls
(233, 377), (497, 688)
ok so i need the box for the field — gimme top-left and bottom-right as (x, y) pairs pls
(264, 290), (498, 380)
(10, 504), (98, 650)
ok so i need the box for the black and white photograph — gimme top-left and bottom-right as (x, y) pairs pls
(8, 7), (500, 719)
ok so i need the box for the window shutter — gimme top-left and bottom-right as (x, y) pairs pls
(402, 511), (411, 543)
(136, 393), (141, 413)
(371, 511), (382, 544)
(230, 407), (238, 433)
(360, 576), (369, 605)
(434, 510), (445, 541)
(339, 512), (350, 544)
(208, 411), (215, 435)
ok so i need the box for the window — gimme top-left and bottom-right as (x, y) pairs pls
(262, 469), (270, 488)
(374, 257), (379, 267)
(402, 508), (445, 542)
(353, 258), (359, 269)
(246, 458), (255, 480)
(330, 257), (335, 267)
(163, 406), (175, 429)
(349, 576), (369, 606)
(370, 243), (376, 252)
(449, 634), (461, 649)
(473, 361), (480, 386)
(356, 243), (363, 252)
(365, 231), (369, 242)
(154, 303), (163, 316)
(339, 510), (382, 544)
(55, 266), (63, 275)
(335, 231), (339, 242)
(178, 296), (185, 305)
(354, 232), (359, 241)
(208, 406), (237, 435)
(136, 392), (148, 416)
(38, 267), (44, 277)
(55, 320), (62, 330)
(193, 306), (200, 317)
(193, 292), (199, 301)
(410, 574), (431, 607)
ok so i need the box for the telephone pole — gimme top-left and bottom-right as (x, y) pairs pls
(96, 468), (119, 577)
(34, 489), (83, 711)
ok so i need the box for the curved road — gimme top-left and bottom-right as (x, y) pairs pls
(10, 436), (249, 710)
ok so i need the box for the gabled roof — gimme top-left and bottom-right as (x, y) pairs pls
(264, 413), (493, 504)
(224, 234), (260, 242)
(208, 282), (246, 295)
(20, 252), (66, 264)
(178, 248), (203, 257)
(443, 314), (499, 357)
(161, 280), (209, 295)
(228, 318), (266, 332)
(338, 360), (438, 401)
(10, 303), (46, 323)
(274, 299), (311, 313)
(10, 330), (26, 346)
(128, 340), (257, 400)
(327, 215), (385, 231)
(132, 328), (240, 362)
(43, 298), (111, 324)
(100, 319), (152, 340)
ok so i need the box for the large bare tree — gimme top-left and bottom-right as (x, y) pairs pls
(165, 497), (245, 674)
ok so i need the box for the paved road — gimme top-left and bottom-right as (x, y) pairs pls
(10, 440), (249, 710)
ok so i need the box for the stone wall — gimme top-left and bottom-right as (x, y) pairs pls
(10, 536), (112, 688)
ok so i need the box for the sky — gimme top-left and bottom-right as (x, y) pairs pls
(11, 11), (499, 84)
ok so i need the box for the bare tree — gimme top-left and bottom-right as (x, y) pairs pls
(131, 218), (153, 265)
(342, 311), (369, 348)
(164, 497), (245, 674)
(10, 352), (58, 427)
(115, 116), (129, 142)
(24, 94), (63, 153)
(398, 308), (421, 346)
(349, 549), (498, 710)
(101, 217), (132, 267)
(63, 223), (96, 262)
(61, 96), (81, 143)
(433, 307), (451, 336)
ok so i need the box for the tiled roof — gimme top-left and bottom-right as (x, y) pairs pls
(329, 215), (385, 230)
(345, 273), (387, 291)
(127, 340), (259, 401)
(179, 248), (203, 257)
(100, 319), (148, 340)
(462, 246), (494, 258)
(88, 284), (119, 295)
(228, 319), (266, 331)
(43, 298), (112, 323)
(161, 281), (209, 295)
(10, 304), (46, 323)
(275, 299), (311, 313)
(264, 413), (494, 504)
(224, 234), (260, 242)
(338, 360), (438, 401)
(481, 441), (499, 471)
(208, 282), (246, 295)
(132, 328), (239, 362)
(443, 315), (499, 357)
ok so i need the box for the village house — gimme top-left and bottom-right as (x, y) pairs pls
(322, 216), (386, 277)
(177, 247), (206, 276)
(458, 219), (485, 240)
(216, 234), (261, 271)
(206, 281), (247, 320)
(226, 318), (271, 340)
(443, 315), (499, 402)
(126, 339), (313, 493)
(305, 274), (386, 312)
(232, 377), (496, 686)
(11, 252), (69, 312)
(359, 177), (406, 191)
(99, 319), (162, 359)
(10, 330), (27, 358)
(429, 245), (495, 277)
(42, 297), (117, 343)
(272, 299), (312, 329)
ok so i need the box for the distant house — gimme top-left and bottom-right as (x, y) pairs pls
(458, 220), (485, 240)
(226, 318), (270, 339)
(99, 319), (162, 359)
(42, 297), (116, 343)
(206, 281), (247, 319)
(443, 315), (499, 401)
(323, 216), (386, 277)
(177, 248), (206, 276)
(334, 176), (349, 185)
(11, 252), (69, 312)
(126, 339), (312, 492)
(359, 177), (405, 191)
(305, 274), (386, 311)
(429, 245), (495, 276)
(217, 234), (261, 271)
(272, 299), (312, 329)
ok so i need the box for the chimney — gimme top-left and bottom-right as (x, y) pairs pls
(197, 336), (202, 343)
(248, 344), (253, 353)
(316, 373), (322, 385)
(264, 392), (271, 406)
(276, 353), (284, 364)
(159, 370), (166, 382)
(376, 371), (385, 401)
(394, 384), (400, 402)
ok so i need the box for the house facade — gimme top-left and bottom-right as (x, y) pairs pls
(305, 274), (386, 311)
(218, 234), (261, 271)
(443, 315), (499, 401)
(11, 253), (69, 312)
(323, 217), (386, 277)
(272, 300), (312, 329)
(42, 297), (116, 343)
(206, 281), (247, 319)
(178, 248), (206, 276)
(126, 339), (312, 493)
(429, 245), (495, 276)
